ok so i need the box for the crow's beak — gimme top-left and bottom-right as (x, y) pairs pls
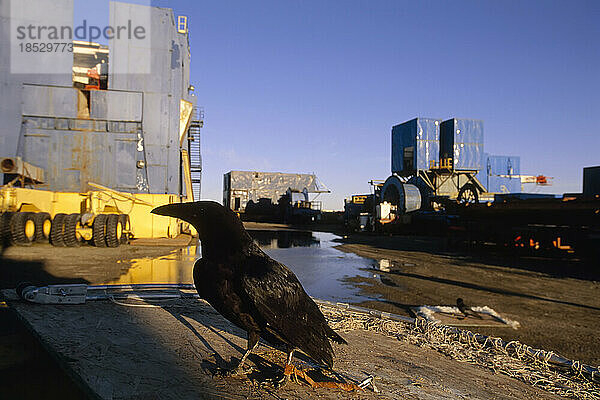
(151, 203), (190, 220)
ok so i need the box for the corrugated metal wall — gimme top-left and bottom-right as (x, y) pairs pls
(109, 3), (196, 195)
(0, 0), (73, 174)
(1, 1), (198, 196)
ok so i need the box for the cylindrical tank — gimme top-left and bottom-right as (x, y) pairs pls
(380, 175), (422, 214)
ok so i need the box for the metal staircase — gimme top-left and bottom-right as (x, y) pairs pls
(188, 107), (203, 200)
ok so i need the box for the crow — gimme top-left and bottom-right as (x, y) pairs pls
(151, 201), (348, 385)
(456, 298), (482, 320)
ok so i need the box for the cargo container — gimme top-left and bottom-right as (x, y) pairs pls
(391, 118), (441, 176)
(440, 119), (484, 170)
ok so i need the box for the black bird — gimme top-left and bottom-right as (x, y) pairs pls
(152, 201), (347, 380)
(456, 298), (482, 320)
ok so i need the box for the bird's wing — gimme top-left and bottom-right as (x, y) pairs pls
(239, 253), (344, 368)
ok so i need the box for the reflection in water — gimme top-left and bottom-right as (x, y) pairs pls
(250, 230), (320, 249)
(106, 246), (200, 285)
(372, 259), (406, 289)
(377, 259), (392, 272)
(108, 231), (376, 303)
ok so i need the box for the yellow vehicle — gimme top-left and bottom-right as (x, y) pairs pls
(0, 183), (186, 247)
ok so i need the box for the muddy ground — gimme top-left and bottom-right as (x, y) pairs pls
(335, 234), (600, 367)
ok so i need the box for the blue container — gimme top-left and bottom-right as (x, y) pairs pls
(440, 118), (484, 170)
(480, 154), (521, 193)
(487, 155), (520, 176)
(391, 118), (441, 175)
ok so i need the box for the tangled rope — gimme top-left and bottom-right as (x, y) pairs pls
(318, 303), (600, 400)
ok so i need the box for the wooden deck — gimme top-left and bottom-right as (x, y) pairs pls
(2, 290), (560, 400)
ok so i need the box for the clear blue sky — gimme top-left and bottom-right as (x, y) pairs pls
(123, 1), (600, 209)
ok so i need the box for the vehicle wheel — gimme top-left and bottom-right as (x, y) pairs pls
(105, 214), (121, 248)
(91, 214), (109, 247)
(11, 212), (36, 246)
(33, 212), (52, 242)
(49, 213), (67, 247)
(64, 213), (84, 247)
(118, 214), (130, 244)
(457, 183), (479, 205)
(0, 212), (15, 247)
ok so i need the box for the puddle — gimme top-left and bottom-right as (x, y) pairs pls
(258, 231), (377, 302)
(106, 246), (199, 285)
(108, 230), (377, 303)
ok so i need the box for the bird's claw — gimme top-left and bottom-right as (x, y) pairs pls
(258, 370), (288, 389)
(283, 364), (363, 391)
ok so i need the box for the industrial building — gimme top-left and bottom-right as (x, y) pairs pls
(223, 171), (330, 222)
(0, 1), (202, 245)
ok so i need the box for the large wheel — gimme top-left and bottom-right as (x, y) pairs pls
(33, 212), (52, 243)
(64, 213), (84, 247)
(118, 214), (130, 245)
(0, 212), (14, 247)
(91, 214), (109, 247)
(10, 212), (36, 246)
(457, 183), (479, 205)
(49, 213), (67, 247)
(105, 214), (122, 248)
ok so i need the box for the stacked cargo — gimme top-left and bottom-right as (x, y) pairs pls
(391, 118), (441, 176)
(439, 119), (484, 170)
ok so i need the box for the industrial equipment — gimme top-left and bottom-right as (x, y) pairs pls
(378, 117), (552, 226)
(0, 2), (202, 246)
(388, 117), (486, 212)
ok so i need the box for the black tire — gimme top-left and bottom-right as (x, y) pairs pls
(11, 212), (36, 246)
(33, 212), (52, 242)
(105, 214), (121, 248)
(50, 213), (67, 247)
(64, 213), (83, 247)
(92, 214), (109, 247)
(0, 212), (15, 248)
(457, 183), (479, 205)
(118, 214), (130, 244)
(16, 282), (35, 299)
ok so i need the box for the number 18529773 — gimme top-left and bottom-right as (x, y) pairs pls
(19, 42), (73, 52)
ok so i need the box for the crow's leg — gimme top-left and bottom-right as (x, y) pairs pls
(267, 347), (297, 388)
(217, 331), (259, 377)
(237, 331), (260, 371)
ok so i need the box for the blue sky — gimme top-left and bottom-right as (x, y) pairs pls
(85, 0), (599, 209)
